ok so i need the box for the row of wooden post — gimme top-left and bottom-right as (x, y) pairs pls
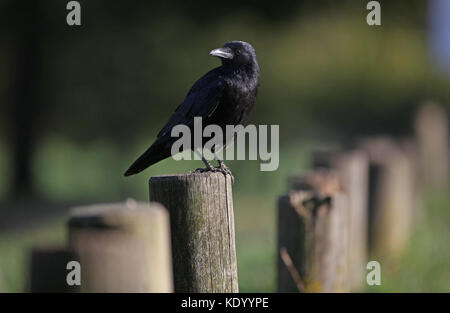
(277, 151), (368, 292)
(277, 143), (413, 292)
(276, 102), (449, 292)
(30, 142), (410, 293)
(28, 102), (448, 292)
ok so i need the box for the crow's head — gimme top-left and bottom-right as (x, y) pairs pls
(210, 41), (257, 67)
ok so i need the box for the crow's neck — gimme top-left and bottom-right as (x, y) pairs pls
(223, 62), (259, 79)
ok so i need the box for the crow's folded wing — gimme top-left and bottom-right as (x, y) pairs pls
(157, 70), (225, 138)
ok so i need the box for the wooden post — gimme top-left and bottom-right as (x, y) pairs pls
(277, 189), (311, 293)
(28, 247), (76, 293)
(149, 172), (238, 293)
(361, 137), (415, 265)
(277, 171), (349, 292)
(402, 139), (424, 224)
(313, 150), (369, 291)
(67, 200), (173, 292)
(415, 102), (449, 188)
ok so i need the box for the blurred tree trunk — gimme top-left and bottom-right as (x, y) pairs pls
(8, 1), (45, 198)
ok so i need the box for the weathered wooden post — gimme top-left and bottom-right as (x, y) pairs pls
(28, 247), (76, 293)
(313, 150), (369, 291)
(361, 137), (415, 265)
(277, 171), (349, 292)
(67, 200), (173, 292)
(149, 172), (238, 293)
(415, 102), (449, 188)
(277, 178), (312, 293)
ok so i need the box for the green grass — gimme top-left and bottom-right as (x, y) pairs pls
(235, 195), (276, 292)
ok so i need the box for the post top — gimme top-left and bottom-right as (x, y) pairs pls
(149, 171), (229, 183)
(68, 201), (167, 229)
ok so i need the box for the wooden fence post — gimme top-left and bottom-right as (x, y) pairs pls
(277, 171), (349, 292)
(276, 180), (312, 293)
(313, 150), (369, 291)
(361, 137), (415, 265)
(415, 102), (449, 188)
(67, 201), (173, 292)
(149, 172), (238, 293)
(402, 139), (424, 224)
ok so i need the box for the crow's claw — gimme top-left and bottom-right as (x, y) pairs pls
(217, 162), (235, 184)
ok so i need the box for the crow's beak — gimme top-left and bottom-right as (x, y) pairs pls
(210, 47), (234, 59)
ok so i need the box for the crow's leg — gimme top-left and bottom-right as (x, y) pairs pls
(217, 158), (234, 184)
(201, 155), (216, 171)
(211, 143), (235, 183)
(218, 159), (234, 183)
(194, 149), (218, 173)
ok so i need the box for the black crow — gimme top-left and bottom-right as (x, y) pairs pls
(124, 41), (260, 178)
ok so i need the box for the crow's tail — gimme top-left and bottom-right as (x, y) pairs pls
(124, 139), (172, 176)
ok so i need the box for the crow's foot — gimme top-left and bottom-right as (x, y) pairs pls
(194, 167), (219, 173)
(193, 156), (217, 173)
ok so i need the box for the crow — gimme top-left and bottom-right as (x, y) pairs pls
(124, 41), (260, 179)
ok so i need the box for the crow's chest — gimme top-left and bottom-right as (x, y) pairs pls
(208, 80), (257, 127)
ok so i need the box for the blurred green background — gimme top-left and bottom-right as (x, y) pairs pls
(0, 0), (449, 292)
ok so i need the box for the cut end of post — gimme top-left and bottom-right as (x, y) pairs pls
(68, 201), (167, 229)
(149, 171), (232, 183)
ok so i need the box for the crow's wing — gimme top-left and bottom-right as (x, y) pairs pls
(157, 69), (225, 138)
